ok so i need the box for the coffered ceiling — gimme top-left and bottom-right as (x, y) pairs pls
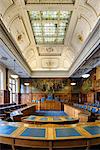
(0, 0), (100, 77)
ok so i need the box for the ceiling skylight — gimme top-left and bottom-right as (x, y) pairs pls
(28, 11), (72, 44)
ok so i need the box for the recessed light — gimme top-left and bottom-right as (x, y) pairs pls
(82, 74), (90, 78)
(70, 82), (76, 86)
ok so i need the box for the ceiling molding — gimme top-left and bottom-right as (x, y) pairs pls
(0, 0), (14, 18)
(41, 58), (59, 69)
(25, 0), (75, 4)
(0, 18), (31, 76)
(68, 18), (100, 77)
(85, 0), (99, 17)
(37, 46), (63, 56)
(26, 4), (74, 11)
(31, 70), (69, 78)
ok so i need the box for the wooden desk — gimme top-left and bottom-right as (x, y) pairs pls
(64, 104), (90, 122)
(21, 115), (79, 124)
(10, 104), (36, 121)
(0, 104), (26, 114)
(20, 104), (36, 116)
(0, 121), (100, 150)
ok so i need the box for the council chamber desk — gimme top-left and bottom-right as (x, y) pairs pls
(64, 103), (91, 122)
(21, 115), (79, 124)
(10, 104), (36, 121)
(0, 120), (100, 150)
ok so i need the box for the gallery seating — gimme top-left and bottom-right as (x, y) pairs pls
(73, 103), (100, 115)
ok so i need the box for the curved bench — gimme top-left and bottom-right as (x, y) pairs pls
(21, 115), (79, 124)
(0, 121), (100, 150)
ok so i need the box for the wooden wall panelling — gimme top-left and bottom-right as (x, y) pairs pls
(4, 90), (10, 103)
(54, 93), (71, 101)
(40, 100), (61, 111)
(21, 93), (74, 105)
(31, 93), (45, 101)
(17, 93), (21, 104)
(95, 79), (100, 91)
(87, 92), (95, 103)
(0, 90), (4, 104)
(96, 67), (100, 80)
(71, 93), (79, 103)
(21, 93), (32, 104)
(0, 90), (10, 104)
(80, 93), (87, 103)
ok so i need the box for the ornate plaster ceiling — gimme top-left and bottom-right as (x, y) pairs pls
(25, 0), (75, 4)
(0, 0), (100, 77)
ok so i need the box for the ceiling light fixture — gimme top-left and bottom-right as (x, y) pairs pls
(24, 83), (29, 86)
(70, 82), (76, 86)
(82, 74), (90, 78)
(11, 60), (18, 79)
(11, 74), (19, 79)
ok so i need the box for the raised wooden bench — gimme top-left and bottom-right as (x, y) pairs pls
(64, 104), (91, 122)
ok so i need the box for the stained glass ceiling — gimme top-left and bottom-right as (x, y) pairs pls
(28, 11), (72, 44)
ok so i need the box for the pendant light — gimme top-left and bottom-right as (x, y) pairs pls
(24, 83), (29, 86)
(82, 74), (90, 78)
(11, 59), (18, 79)
(70, 82), (76, 86)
